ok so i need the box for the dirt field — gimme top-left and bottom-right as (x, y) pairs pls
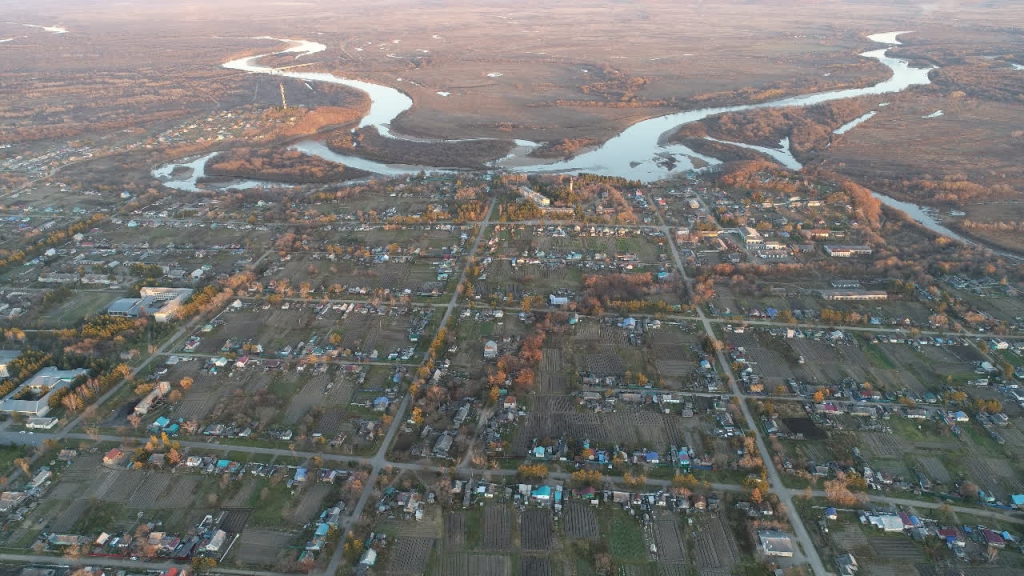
(511, 396), (704, 456)
(432, 553), (511, 576)
(444, 512), (469, 549)
(482, 506), (514, 550)
(293, 483), (333, 524)
(519, 509), (552, 551)
(692, 512), (740, 572)
(518, 556), (551, 576)
(914, 456), (952, 485)
(653, 515), (688, 564)
(387, 537), (436, 575)
(859, 433), (909, 459)
(867, 537), (924, 562)
(563, 502), (600, 541)
(235, 529), (292, 565)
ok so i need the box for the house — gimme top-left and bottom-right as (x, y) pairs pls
(134, 381), (172, 416)
(531, 485), (552, 502)
(0, 367), (89, 417)
(433, 432), (455, 457)
(0, 491), (28, 513)
(483, 340), (498, 360)
(836, 553), (858, 576)
(359, 549), (377, 567)
(1011, 494), (1024, 509)
(26, 417), (59, 430)
(28, 468), (51, 489)
(981, 529), (1005, 548)
(372, 397), (390, 412)
(103, 448), (124, 465)
(868, 514), (905, 532)
(203, 529), (228, 553)
(549, 295), (569, 306)
(757, 530), (794, 557)
(502, 396), (517, 410)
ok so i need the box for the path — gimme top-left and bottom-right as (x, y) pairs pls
(660, 220), (829, 576)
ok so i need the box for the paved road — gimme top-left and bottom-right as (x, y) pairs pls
(324, 394), (411, 576)
(0, 553), (281, 576)
(661, 222), (828, 576)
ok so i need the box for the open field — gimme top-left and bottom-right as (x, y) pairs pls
(235, 529), (293, 565)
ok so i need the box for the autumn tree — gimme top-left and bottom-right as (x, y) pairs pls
(517, 464), (549, 480)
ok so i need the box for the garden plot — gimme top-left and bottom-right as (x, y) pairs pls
(833, 524), (869, 551)
(482, 506), (514, 550)
(917, 346), (976, 376)
(657, 565), (689, 576)
(859, 433), (909, 459)
(433, 553), (511, 576)
(194, 308), (332, 355)
(292, 483), (333, 524)
(962, 455), (1023, 499)
(49, 499), (89, 533)
(96, 470), (147, 502)
(315, 405), (349, 436)
(475, 260), (581, 299)
(538, 349), (568, 394)
(785, 339), (847, 381)
(692, 513), (739, 571)
(512, 397), (698, 456)
(387, 537), (436, 575)
(444, 512), (468, 549)
(563, 502), (600, 540)
(518, 556), (551, 576)
(511, 396), (594, 456)
(283, 373), (340, 424)
(219, 509), (251, 532)
(227, 480), (258, 507)
(915, 456), (952, 484)
(127, 473), (172, 509)
(235, 529), (292, 565)
(338, 313), (414, 356)
(867, 537), (923, 562)
(653, 516), (687, 564)
(520, 509), (552, 551)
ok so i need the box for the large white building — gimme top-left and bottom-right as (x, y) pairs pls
(0, 367), (89, 417)
(107, 287), (193, 323)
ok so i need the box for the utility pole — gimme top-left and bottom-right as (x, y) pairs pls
(279, 83), (287, 109)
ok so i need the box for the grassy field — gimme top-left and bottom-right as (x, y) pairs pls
(604, 508), (647, 563)
(247, 478), (295, 528)
(0, 443), (27, 476)
(37, 291), (115, 327)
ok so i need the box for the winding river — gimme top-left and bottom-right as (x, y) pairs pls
(153, 31), (1016, 255)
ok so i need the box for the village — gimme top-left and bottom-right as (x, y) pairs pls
(0, 166), (1020, 576)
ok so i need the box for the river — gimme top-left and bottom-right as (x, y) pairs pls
(154, 31), (1011, 252)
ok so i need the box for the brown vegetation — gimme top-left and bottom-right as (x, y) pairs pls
(206, 147), (370, 184)
(326, 127), (514, 169)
